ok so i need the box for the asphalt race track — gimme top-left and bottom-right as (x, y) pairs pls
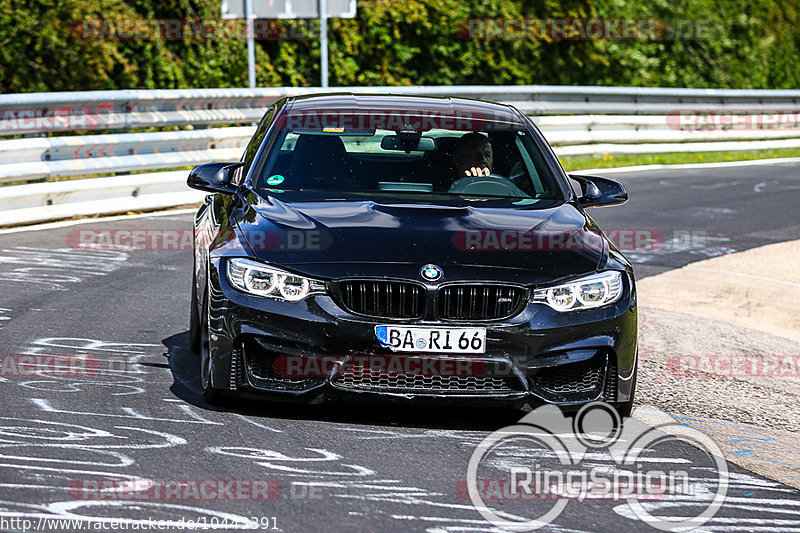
(1, 162), (799, 532)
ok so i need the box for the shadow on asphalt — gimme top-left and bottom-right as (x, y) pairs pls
(163, 331), (525, 432)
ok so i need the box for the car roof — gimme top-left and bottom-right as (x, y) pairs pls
(285, 93), (524, 124)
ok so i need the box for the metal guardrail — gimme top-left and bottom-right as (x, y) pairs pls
(0, 171), (205, 227)
(0, 127), (252, 183)
(2, 85), (800, 226)
(3, 85), (800, 135)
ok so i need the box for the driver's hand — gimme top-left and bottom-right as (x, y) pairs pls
(464, 167), (491, 177)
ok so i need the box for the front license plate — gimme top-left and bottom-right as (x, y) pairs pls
(375, 325), (486, 354)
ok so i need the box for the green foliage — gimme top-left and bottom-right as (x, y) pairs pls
(0, 0), (798, 92)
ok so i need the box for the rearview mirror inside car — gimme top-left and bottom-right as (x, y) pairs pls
(380, 135), (436, 152)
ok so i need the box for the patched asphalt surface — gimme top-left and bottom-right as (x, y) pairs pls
(1, 162), (799, 532)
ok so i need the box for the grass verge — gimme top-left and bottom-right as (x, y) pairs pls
(559, 147), (800, 172)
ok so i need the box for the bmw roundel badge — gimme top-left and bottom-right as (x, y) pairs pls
(420, 264), (443, 281)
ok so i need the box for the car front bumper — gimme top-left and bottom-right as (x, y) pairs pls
(206, 258), (638, 408)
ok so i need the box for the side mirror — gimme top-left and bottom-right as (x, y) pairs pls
(187, 162), (243, 194)
(570, 174), (628, 208)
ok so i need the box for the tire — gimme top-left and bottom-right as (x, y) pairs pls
(199, 282), (224, 405)
(189, 269), (201, 354)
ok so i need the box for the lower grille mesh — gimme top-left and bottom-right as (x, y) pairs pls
(534, 352), (608, 401)
(537, 360), (603, 394)
(333, 359), (523, 395)
(603, 356), (618, 402)
(242, 338), (324, 391)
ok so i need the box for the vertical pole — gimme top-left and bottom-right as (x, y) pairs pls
(319, 0), (328, 87)
(245, 0), (256, 88)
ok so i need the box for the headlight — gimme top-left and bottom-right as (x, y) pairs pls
(227, 258), (326, 302)
(531, 271), (623, 312)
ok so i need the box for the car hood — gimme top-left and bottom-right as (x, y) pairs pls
(235, 190), (607, 284)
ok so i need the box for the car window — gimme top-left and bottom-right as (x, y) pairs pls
(278, 131), (429, 156)
(255, 109), (565, 203)
(239, 106), (275, 183)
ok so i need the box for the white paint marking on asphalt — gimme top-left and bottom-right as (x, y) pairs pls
(0, 420), (191, 526)
(11, 338), (166, 397)
(233, 413), (284, 433)
(577, 157), (800, 175)
(17, 379), (147, 396)
(206, 446), (376, 477)
(30, 398), (223, 425)
(333, 491), (531, 523)
(337, 426), (492, 443)
(612, 489), (800, 528)
(0, 444), (134, 467)
(102, 427), (187, 449)
(174, 404), (223, 425)
(207, 445), (375, 477)
(0, 416), (205, 528)
(391, 514), (594, 533)
(29, 337), (161, 354)
(691, 181), (744, 189)
(693, 207), (735, 216)
(0, 465), (150, 483)
(0, 418), (186, 451)
(0, 247), (130, 290)
(0, 208), (197, 235)
(256, 463), (375, 476)
(626, 232), (735, 263)
(751, 180), (800, 193)
(702, 520), (790, 533)
(301, 483), (432, 493)
(208, 446), (342, 462)
(46, 500), (256, 529)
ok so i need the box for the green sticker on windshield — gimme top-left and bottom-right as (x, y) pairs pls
(266, 174), (285, 185)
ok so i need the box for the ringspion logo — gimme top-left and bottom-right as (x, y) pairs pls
(465, 402), (728, 531)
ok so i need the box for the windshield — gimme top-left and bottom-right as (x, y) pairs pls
(254, 108), (564, 203)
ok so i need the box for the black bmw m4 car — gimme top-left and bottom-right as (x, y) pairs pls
(188, 93), (637, 415)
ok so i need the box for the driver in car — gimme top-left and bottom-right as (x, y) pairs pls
(452, 132), (493, 177)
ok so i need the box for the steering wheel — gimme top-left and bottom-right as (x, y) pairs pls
(447, 173), (529, 198)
